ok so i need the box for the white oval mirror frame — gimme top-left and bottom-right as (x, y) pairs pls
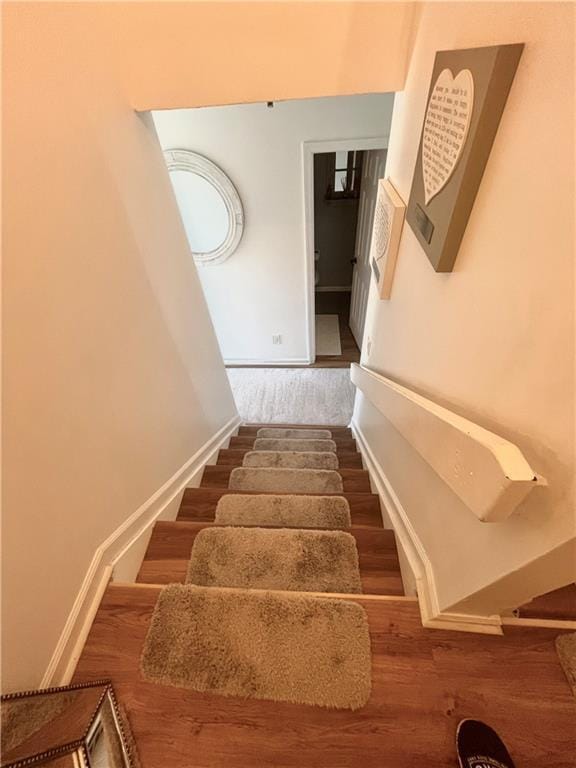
(164, 149), (244, 265)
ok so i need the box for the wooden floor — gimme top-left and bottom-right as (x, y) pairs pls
(74, 585), (576, 768)
(312, 291), (360, 368)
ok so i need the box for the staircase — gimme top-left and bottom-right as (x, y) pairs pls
(138, 423), (405, 596)
(74, 423), (576, 768)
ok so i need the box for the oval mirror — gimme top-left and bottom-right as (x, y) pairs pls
(164, 149), (244, 265)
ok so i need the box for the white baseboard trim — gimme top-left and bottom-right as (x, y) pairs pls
(40, 414), (242, 688)
(225, 358), (312, 366)
(351, 419), (503, 636)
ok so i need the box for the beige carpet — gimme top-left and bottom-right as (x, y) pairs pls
(556, 633), (576, 695)
(254, 437), (337, 453)
(186, 527), (362, 593)
(229, 467), (343, 493)
(214, 494), (351, 528)
(141, 584), (371, 709)
(226, 368), (355, 426)
(315, 315), (342, 356)
(243, 450), (338, 470)
(257, 428), (332, 440)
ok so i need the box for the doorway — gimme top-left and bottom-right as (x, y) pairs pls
(303, 138), (388, 365)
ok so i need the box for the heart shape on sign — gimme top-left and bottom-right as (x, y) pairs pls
(422, 67), (474, 205)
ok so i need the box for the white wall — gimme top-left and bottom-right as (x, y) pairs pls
(153, 96), (394, 363)
(2, 1), (415, 693)
(355, 2), (575, 614)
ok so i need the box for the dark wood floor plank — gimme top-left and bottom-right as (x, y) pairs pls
(200, 465), (371, 493)
(518, 584), (576, 620)
(74, 586), (576, 768)
(238, 425), (352, 439)
(178, 488), (383, 528)
(136, 521), (403, 594)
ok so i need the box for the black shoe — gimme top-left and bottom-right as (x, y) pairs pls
(456, 719), (516, 768)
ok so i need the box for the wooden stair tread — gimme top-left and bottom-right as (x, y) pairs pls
(517, 584), (576, 621)
(239, 425), (352, 438)
(73, 584), (575, 768)
(216, 447), (363, 469)
(179, 487), (383, 527)
(229, 436), (357, 451)
(201, 465), (371, 493)
(137, 520), (403, 595)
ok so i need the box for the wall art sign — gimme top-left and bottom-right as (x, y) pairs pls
(370, 178), (406, 299)
(407, 43), (524, 272)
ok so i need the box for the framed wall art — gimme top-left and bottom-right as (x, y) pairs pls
(370, 178), (406, 299)
(406, 43), (524, 272)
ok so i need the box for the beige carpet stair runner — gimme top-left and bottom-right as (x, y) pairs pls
(214, 494), (351, 528)
(229, 467), (343, 493)
(242, 450), (338, 470)
(140, 423), (373, 711)
(186, 527), (362, 593)
(141, 584), (372, 710)
(257, 428), (332, 439)
(254, 437), (337, 452)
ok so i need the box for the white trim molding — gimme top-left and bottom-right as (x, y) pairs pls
(351, 363), (544, 522)
(40, 414), (242, 688)
(302, 137), (389, 365)
(351, 419), (503, 635)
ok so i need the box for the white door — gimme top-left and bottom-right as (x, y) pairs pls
(349, 149), (387, 348)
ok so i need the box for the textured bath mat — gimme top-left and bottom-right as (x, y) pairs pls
(242, 450), (338, 470)
(141, 584), (371, 709)
(229, 467), (343, 493)
(186, 527), (362, 593)
(555, 633), (576, 695)
(257, 428), (332, 439)
(214, 494), (351, 528)
(254, 438), (337, 453)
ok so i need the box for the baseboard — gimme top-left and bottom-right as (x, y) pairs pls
(351, 419), (503, 636)
(40, 414), (242, 688)
(225, 358), (312, 366)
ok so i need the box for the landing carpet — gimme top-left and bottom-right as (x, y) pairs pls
(226, 368), (355, 426)
(214, 494), (352, 528)
(186, 527), (362, 593)
(253, 437), (337, 453)
(315, 314), (342, 356)
(242, 450), (338, 470)
(229, 467), (343, 493)
(141, 584), (372, 709)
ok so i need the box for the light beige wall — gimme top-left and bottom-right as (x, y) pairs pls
(2, 2), (415, 693)
(357, 2), (575, 613)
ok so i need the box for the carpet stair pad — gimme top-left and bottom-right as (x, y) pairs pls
(253, 438), (337, 453)
(214, 494), (351, 528)
(555, 633), (576, 696)
(186, 527), (362, 593)
(242, 450), (338, 470)
(141, 583), (371, 709)
(229, 467), (344, 493)
(257, 428), (332, 439)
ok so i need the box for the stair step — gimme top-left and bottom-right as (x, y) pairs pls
(230, 435), (357, 451)
(179, 488), (383, 527)
(517, 584), (576, 621)
(137, 521), (403, 595)
(239, 424), (352, 439)
(217, 448), (363, 469)
(201, 465), (371, 493)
